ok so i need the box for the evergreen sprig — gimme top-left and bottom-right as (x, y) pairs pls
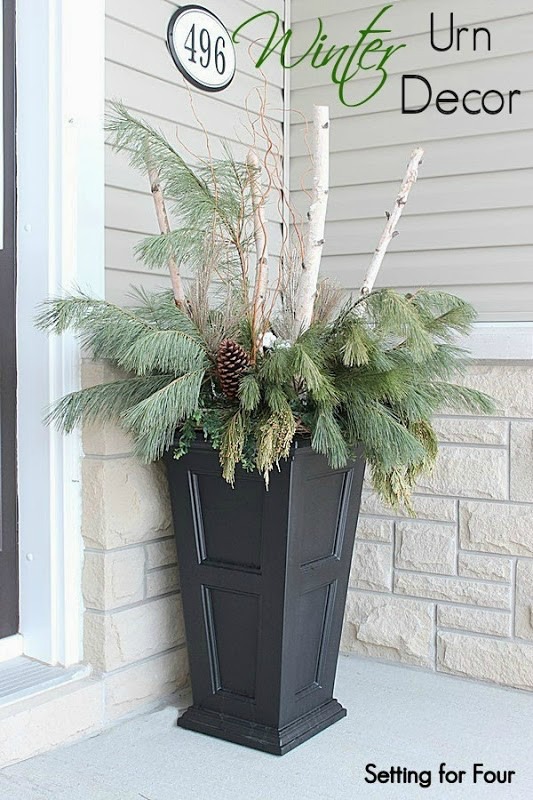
(37, 286), (494, 509)
(106, 102), (254, 283)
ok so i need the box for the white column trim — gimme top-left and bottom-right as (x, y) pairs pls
(0, 635), (23, 663)
(16, 0), (105, 666)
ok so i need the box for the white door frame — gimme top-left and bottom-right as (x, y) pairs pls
(16, 0), (105, 666)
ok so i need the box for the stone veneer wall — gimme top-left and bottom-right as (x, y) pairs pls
(342, 363), (533, 691)
(81, 362), (188, 720)
(81, 361), (533, 718)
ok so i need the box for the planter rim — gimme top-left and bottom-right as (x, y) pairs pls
(166, 431), (363, 458)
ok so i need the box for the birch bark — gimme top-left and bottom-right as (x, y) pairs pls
(292, 105), (330, 338)
(360, 147), (424, 297)
(147, 166), (187, 307)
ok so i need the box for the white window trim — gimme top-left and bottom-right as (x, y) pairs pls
(463, 323), (533, 362)
(16, 0), (105, 666)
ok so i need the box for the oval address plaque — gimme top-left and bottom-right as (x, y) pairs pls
(167, 5), (236, 93)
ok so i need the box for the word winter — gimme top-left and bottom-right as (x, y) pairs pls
(403, 12), (522, 115)
(233, 5), (406, 107)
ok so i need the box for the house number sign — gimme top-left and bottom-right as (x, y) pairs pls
(167, 5), (236, 92)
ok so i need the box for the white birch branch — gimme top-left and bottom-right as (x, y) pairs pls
(360, 147), (424, 297)
(292, 105), (330, 338)
(247, 150), (269, 333)
(147, 166), (187, 307)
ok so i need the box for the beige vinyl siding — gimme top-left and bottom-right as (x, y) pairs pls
(105, 0), (286, 304)
(289, 1), (533, 319)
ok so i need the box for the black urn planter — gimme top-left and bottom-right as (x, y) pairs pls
(164, 437), (365, 755)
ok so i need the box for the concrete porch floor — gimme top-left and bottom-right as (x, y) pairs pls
(1, 655), (532, 800)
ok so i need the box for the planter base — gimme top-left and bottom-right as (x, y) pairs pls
(177, 699), (347, 756)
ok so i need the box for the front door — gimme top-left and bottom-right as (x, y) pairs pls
(0, 0), (18, 640)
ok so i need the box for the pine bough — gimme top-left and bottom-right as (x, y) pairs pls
(36, 104), (493, 510)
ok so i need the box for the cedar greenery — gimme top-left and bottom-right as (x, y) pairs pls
(36, 105), (494, 511)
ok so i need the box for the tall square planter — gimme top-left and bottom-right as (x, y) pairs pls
(164, 437), (365, 755)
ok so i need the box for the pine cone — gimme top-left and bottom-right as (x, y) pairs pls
(216, 340), (250, 400)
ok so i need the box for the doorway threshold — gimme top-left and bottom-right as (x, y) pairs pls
(0, 657), (90, 709)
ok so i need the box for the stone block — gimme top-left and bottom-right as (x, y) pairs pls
(341, 592), (434, 667)
(355, 516), (393, 543)
(460, 364), (533, 419)
(458, 553), (511, 582)
(83, 548), (146, 611)
(84, 595), (185, 673)
(81, 361), (133, 456)
(394, 572), (511, 609)
(515, 560), (533, 641)
(416, 446), (507, 500)
(83, 423), (134, 458)
(395, 522), (456, 574)
(81, 359), (126, 390)
(433, 417), (508, 446)
(82, 458), (172, 549)
(360, 491), (456, 522)
(349, 543), (392, 592)
(437, 606), (511, 637)
(104, 648), (189, 720)
(510, 421), (533, 502)
(460, 501), (533, 557)
(145, 538), (178, 570)
(146, 567), (180, 599)
(437, 632), (533, 690)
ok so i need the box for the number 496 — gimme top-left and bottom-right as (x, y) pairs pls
(184, 24), (226, 75)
